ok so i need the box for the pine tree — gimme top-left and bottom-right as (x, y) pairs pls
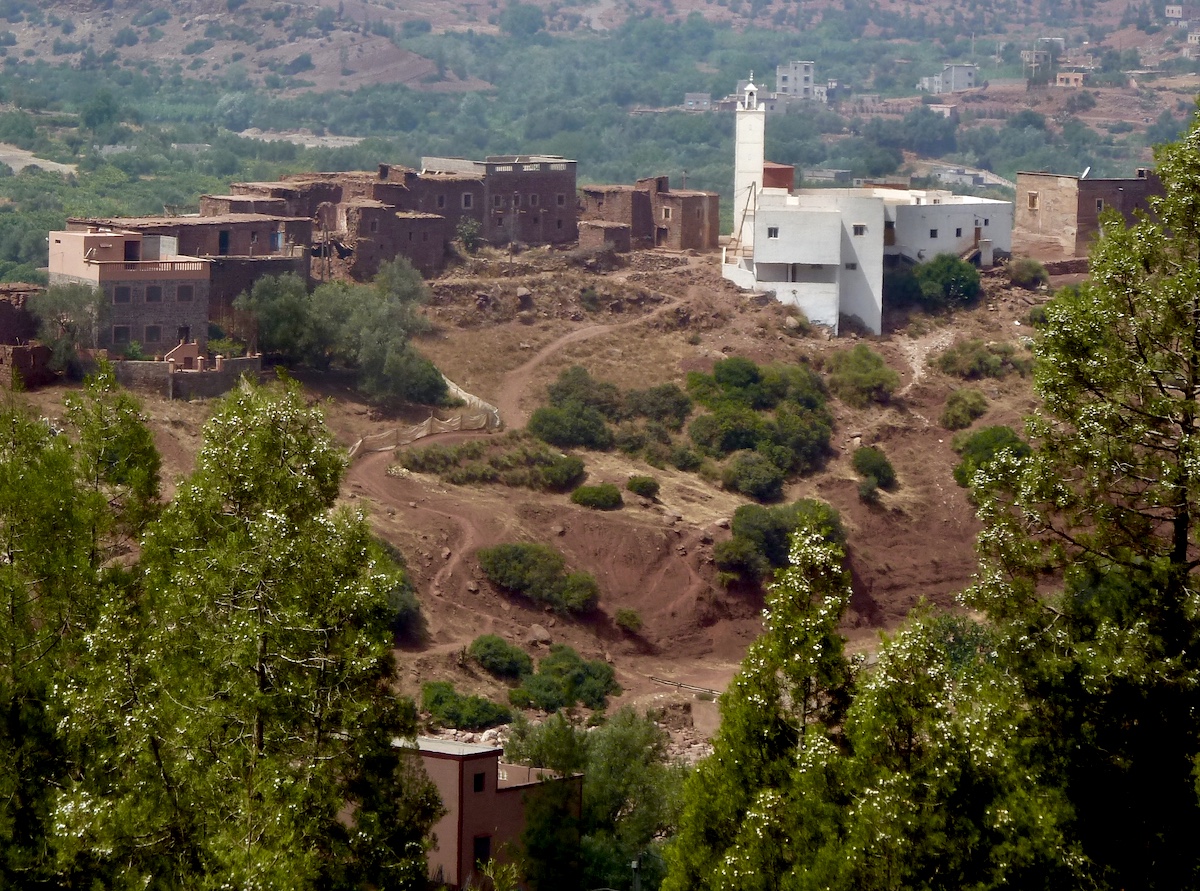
(57, 380), (441, 889)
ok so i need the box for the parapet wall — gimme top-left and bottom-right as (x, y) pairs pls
(114, 355), (262, 400)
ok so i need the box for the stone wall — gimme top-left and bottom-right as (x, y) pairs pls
(101, 277), (211, 354)
(113, 355), (262, 400)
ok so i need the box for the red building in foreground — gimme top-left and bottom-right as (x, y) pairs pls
(417, 737), (582, 889)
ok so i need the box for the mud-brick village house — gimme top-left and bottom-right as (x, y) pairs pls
(417, 738), (582, 890)
(62, 213), (311, 332)
(579, 175), (720, 252)
(48, 226), (212, 355)
(49, 156), (580, 349)
(1014, 167), (1164, 259)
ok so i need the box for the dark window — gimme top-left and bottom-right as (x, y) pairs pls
(112, 325), (130, 344)
(983, 218), (989, 226)
(145, 285), (162, 303)
(113, 286), (131, 304)
(437, 194), (446, 208)
(369, 220), (379, 233)
(955, 227), (963, 237)
(177, 285), (194, 303)
(463, 193), (473, 209)
(144, 325), (161, 343)
(493, 195), (503, 208)
(853, 224), (866, 236)
(557, 193), (566, 206)
(1028, 193), (1039, 210)
(496, 215), (504, 227)
(473, 836), (491, 867)
(662, 207), (672, 220)
(929, 229), (938, 239)
(218, 230), (230, 256)
(767, 226), (779, 239)
(845, 262), (858, 270)
(123, 240), (140, 262)
(473, 772), (485, 793)
(530, 194), (539, 207)
(557, 219), (563, 229)
(884, 220), (895, 230)
(1096, 199), (1104, 212)
(177, 325), (190, 343)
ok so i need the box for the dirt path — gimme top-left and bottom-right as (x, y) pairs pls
(897, 328), (955, 397)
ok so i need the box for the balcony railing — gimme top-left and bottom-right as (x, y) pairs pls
(85, 259), (209, 279)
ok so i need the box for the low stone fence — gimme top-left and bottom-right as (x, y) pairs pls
(113, 355), (263, 400)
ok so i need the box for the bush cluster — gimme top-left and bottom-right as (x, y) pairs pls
(477, 542), (600, 613)
(422, 681), (512, 730)
(941, 389), (988, 430)
(468, 634), (533, 679)
(935, 339), (1031, 380)
(397, 432), (585, 492)
(852, 445), (896, 503)
(952, 425), (1032, 487)
(509, 644), (621, 712)
(614, 608), (643, 632)
(685, 358), (833, 501)
(527, 366), (694, 456)
(884, 256), (981, 311)
(714, 499), (844, 580)
(571, 483), (623, 510)
(626, 475), (660, 499)
(826, 344), (900, 408)
(1008, 257), (1049, 290)
(853, 445), (896, 488)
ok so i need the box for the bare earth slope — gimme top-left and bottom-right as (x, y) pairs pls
(25, 249), (1042, 749)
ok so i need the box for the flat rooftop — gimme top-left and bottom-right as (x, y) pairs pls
(72, 213), (301, 227)
(416, 737), (501, 757)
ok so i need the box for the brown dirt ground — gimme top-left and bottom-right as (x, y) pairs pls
(23, 246), (1050, 751)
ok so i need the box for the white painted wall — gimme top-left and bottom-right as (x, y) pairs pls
(890, 196), (1012, 261)
(834, 196), (885, 333)
(754, 206), (841, 265)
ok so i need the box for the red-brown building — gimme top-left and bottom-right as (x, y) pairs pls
(580, 175), (719, 250)
(1014, 167), (1164, 258)
(418, 738), (582, 890)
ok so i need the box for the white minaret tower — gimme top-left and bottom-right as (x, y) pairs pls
(733, 73), (765, 254)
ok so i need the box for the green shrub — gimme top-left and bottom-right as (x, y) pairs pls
(1009, 257), (1048, 289)
(941, 389), (988, 430)
(713, 535), (770, 578)
(571, 483), (623, 510)
(400, 436), (584, 492)
(721, 451), (786, 502)
(625, 383), (693, 429)
(614, 608), (643, 632)
(719, 499), (844, 580)
(613, 423), (647, 454)
(852, 446), (896, 490)
(528, 402), (614, 449)
(827, 344), (900, 407)
(858, 477), (880, 503)
(952, 425), (1032, 487)
(468, 634), (532, 679)
(477, 542), (599, 613)
(915, 255), (982, 309)
(670, 445), (702, 471)
(509, 644), (620, 712)
(935, 339), (1031, 380)
(688, 404), (769, 454)
(626, 475), (660, 499)
(547, 365), (623, 418)
(422, 681), (512, 730)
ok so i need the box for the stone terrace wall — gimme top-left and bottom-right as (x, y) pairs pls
(114, 355), (262, 400)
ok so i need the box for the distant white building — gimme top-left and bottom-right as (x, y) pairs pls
(917, 63), (978, 94)
(723, 83), (1012, 335)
